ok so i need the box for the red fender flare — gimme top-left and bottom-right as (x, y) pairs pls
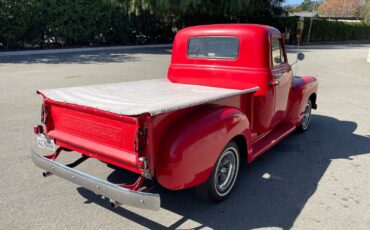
(156, 106), (250, 190)
(286, 76), (318, 125)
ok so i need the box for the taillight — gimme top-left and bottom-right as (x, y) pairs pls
(33, 125), (44, 134)
(137, 157), (148, 170)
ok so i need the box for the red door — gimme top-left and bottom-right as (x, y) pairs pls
(270, 36), (293, 127)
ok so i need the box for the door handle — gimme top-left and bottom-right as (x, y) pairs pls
(270, 79), (280, 87)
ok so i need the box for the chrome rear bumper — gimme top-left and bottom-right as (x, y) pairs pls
(31, 149), (160, 211)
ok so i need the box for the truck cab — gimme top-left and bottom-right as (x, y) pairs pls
(169, 24), (316, 139)
(32, 24), (318, 211)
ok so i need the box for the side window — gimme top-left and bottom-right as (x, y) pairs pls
(272, 38), (286, 67)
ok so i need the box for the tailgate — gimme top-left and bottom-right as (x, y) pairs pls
(43, 99), (142, 172)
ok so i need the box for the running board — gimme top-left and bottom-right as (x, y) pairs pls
(252, 123), (296, 160)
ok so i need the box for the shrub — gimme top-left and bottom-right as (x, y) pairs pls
(273, 16), (370, 42)
(0, 2), (369, 50)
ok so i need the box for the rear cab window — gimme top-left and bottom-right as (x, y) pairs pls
(188, 37), (239, 59)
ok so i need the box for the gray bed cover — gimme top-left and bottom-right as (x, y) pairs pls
(38, 78), (259, 116)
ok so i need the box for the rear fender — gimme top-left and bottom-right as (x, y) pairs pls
(156, 106), (250, 190)
(286, 76), (318, 125)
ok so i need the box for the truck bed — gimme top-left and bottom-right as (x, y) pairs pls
(38, 78), (259, 116)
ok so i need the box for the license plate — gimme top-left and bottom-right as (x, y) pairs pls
(36, 134), (56, 151)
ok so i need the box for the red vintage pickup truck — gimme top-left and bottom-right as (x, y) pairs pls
(32, 24), (318, 211)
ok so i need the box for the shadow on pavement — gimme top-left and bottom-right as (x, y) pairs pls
(1, 44), (367, 64)
(77, 114), (370, 229)
(0, 47), (172, 64)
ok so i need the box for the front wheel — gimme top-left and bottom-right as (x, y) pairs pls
(297, 100), (312, 132)
(196, 141), (240, 203)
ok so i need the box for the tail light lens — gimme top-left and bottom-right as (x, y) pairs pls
(33, 125), (44, 134)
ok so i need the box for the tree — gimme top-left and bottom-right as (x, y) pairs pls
(0, 0), (39, 49)
(126, 0), (286, 35)
(365, 0), (370, 22)
(129, 0), (284, 16)
(299, 0), (316, 11)
(317, 0), (362, 18)
(0, 0), (307, 50)
(285, 0), (323, 13)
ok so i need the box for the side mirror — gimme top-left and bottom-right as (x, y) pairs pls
(297, 52), (305, 61)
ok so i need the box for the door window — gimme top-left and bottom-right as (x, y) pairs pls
(272, 38), (286, 67)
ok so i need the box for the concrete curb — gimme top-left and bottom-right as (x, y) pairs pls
(286, 44), (370, 50)
(367, 48), (370, 63)
(0, 44), (172, 57)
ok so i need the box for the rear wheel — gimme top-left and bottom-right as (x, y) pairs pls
(197, 141), (240, 202)
(297, 100), (312, 132)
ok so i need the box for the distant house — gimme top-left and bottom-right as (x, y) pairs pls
(289, 11), (363, 22)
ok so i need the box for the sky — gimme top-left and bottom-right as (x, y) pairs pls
(285, 0), (304, 5)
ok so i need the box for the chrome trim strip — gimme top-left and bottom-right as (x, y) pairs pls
(31, 149), (160, 211)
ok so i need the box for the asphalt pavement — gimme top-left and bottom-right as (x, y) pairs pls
(0, 44), (369, 230)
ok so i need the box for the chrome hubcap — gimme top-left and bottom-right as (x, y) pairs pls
(215, 149), (237, 194)
(301, 103), (311, 129)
